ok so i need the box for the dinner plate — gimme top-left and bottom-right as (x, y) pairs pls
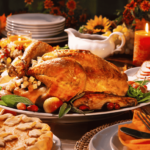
(89, 121), (131, 150)
(1, 29), (68, 45)
(125, 67), (150, 90)
(6, 28), (64, 38)
(6, 24), (65, 34)
(7, 13), (65, 26)
(52, 134), (61, 150)
(6, 21), (65, 29)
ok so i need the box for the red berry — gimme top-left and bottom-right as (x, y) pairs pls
(16, 103), (26, 110)
(143, 85), (147, 90)
(27, 105), (38, 112)
(114, 103), (120, 110)
(78, 105), (89, 110)
(107, 102), (114, 110)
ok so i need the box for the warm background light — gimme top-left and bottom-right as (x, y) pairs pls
(146, 23), (149, 33)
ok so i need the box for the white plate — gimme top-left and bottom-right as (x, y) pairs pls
(89, 121), (131, 150)
(7, 13), (65, 26)
(6, 21), (65, 29)
(6, 28), (64, 38)
(110, 131), (128, 150)
(125, 67), (150, 90)
(52, 134), (61, 150)
(6, 24), (65, 34)
(1, 29), (68, 40)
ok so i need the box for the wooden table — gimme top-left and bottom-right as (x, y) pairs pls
(44, 111), (133, 150)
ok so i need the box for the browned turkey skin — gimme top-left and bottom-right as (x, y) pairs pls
(41, 49), (129, 97)
(1, 49), (137, 110)
(73, 92), (137, 110)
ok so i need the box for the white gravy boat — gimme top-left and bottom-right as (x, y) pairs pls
(65, 28), (125, 58)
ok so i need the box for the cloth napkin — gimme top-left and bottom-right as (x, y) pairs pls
(118, 110), (150, 150)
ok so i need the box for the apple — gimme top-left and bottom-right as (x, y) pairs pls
(43, 97), (63, 113)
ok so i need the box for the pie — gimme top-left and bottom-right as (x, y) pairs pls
(0, 113), (53, 150)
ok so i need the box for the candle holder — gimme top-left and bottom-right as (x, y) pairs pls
(133, 23), (150, 66)
(7, 30), (32, 45)
(7, 30), (32, 39)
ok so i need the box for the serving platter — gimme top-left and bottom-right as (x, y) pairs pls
(0, 67), (149, 123)
(88, 121), (131, 150)
(0, 100), (149, 123)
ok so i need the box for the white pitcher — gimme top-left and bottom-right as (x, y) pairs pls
(65, 28), (125, 58)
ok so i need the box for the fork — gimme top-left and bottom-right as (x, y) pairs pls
(137, 107), (150, 130)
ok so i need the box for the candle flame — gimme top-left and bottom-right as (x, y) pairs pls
(145, 23), (149, 33)
(18, 35), (21, 41)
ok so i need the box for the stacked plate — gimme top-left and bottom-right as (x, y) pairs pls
(5, 13), (68, 44)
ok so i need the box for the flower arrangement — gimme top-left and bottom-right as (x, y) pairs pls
(0, 14), (12, 29)
(115, 0), (150, 30)
(79, 15), (112, 34)
(24, 0), (88, 29)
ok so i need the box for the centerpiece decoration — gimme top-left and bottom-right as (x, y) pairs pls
(79, 0), (150, 56)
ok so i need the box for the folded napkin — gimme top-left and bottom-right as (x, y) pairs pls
(118, 110), (150, 150)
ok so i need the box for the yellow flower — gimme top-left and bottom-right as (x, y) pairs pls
(85, 15), (111, 34)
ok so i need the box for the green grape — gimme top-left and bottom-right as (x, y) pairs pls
(116, 25), (123, 32)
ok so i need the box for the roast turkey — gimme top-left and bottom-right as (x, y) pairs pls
(8, 40), (53, 78)
(0, 48), (137, 110)
(26, 49), (137, 109)
(28, 49), (129, 97)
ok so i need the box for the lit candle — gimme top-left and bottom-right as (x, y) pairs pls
(133, 23), (150, 66)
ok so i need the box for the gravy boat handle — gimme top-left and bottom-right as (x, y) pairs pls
(109, 32), (126, 53)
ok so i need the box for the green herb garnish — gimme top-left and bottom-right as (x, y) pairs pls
(0, 100), (7, 106)
(58, 92), (86, 118)
(127, 80), (150, 103)
(1, 95), (34, 108)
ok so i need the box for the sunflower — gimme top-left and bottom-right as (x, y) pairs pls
(140, 0), (150, 11)
(85, 15), (111, 34)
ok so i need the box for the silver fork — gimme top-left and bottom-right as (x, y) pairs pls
(137, 107), (150, 130)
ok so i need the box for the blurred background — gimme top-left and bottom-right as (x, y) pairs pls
(0, 0), (128, 29)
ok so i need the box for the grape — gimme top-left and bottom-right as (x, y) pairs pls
(102, 24), (134, 55)
(116, 25), (123, 32)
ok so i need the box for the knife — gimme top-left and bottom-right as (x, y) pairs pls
(120, 127), (150, 139)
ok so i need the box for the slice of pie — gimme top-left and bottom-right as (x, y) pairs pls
(0, 113), (53, 150)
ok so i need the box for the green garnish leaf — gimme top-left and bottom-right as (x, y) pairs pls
(0, 100), (7, 106)
(0, 86), (2, 91)
(135, 80), (149, 86)
(1, 95), (33, 108)
(59, 103), (71, 118)
(70, 92), (85, 104)
(71, 106), (85, 114)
